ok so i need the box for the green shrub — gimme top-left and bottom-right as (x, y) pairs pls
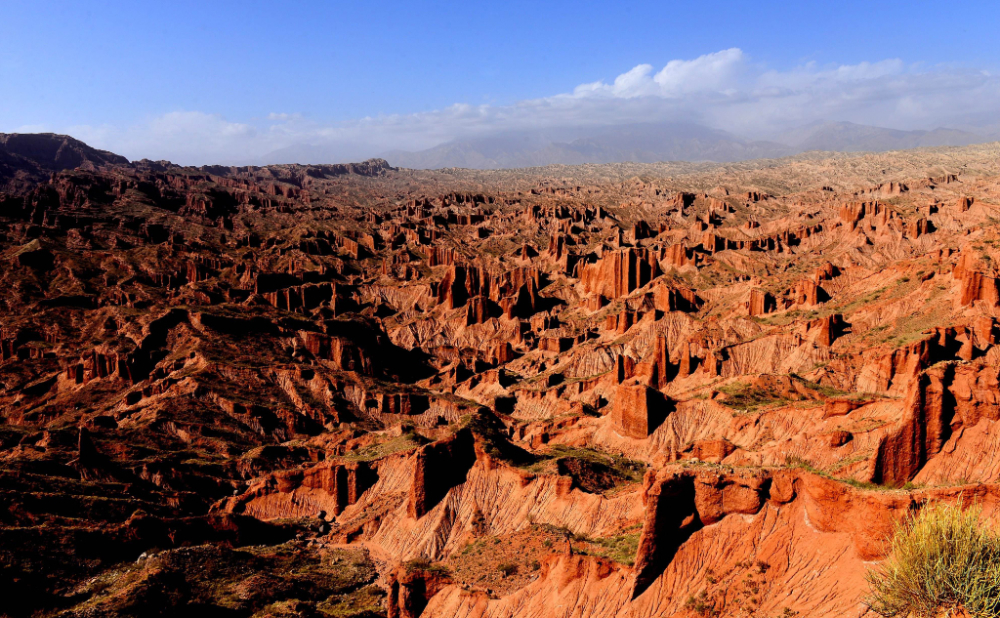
(866, 503), (1000, 617)
(684, 589), (714, 616)
(578, 530), (642, 566)
(404, 558), (451, 576)
(497, 562), (518, 577)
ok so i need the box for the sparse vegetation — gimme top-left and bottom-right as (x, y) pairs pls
(342, 430), (427, 461)
(717, 381), (791, 412)
(519, 444), (647, 494)
(799, 378), (847, 399)
(577, 530), (642, 566)
(404, 557), (452, 576)
(685, 589), (717, 617)
(866, 503), (1000, 617)
(497, 562), (519, 577)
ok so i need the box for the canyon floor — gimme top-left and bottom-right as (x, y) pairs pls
(4, 134), (1000, 617)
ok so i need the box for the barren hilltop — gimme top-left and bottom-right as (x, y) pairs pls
(5, 134), (1000, 617)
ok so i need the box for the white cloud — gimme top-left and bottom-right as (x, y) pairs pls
(572, 49), (746, 99)
(26, 49), (1000, 165)
(65, 112), (260, 164)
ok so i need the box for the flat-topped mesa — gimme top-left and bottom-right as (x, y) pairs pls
(610, 380), (673, 439)
(387, 564), (452, 618)
(873, 358), (1000, 486)
(580, 247), (661, 299)
(855, 323), (997, 396)
(630, 464), (951, 603)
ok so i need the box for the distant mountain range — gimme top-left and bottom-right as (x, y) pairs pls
(777, 122), (987, 153)
(383, 124), (794, 169)
(2, 122), (996, 178)
(262, 121), (994, 170)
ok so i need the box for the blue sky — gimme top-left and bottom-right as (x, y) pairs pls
(3, 0), (999, 163)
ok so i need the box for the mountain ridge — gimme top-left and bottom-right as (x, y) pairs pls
(0, 132), (130, 192)
(260, 121), (994, 170)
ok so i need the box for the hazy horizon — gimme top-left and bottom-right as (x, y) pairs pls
(4, 1), (1000, 165)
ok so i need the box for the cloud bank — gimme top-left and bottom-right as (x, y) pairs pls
(21, 48), (1000, 165)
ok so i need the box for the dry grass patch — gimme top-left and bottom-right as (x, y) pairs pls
(866, 503), (1000, 617)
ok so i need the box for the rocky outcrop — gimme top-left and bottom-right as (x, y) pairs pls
(745, 289), (776, 316)
(581, 248), (661, 299)
(876, 361), (1000, 485)
(388, 564), (454, 618)
(610, 382), (673, 439)
(218, 460), (378, 519)
(408, 428), (478, 518)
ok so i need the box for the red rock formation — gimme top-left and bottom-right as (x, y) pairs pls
(793, 279), (826, 306)
(663, 243), (694, 269)
(745, 289), (776, 316)
(958, 271), (1000, 307)
(610, 381), (672, 439)
(581, 248), (661, 299)
(690, 439), (736, 462)
(408, 428), (477, 518)
(823, 398), (864, 418)
(651, 283), (702, 313)
(8, 137), (1000, 618)
(388, 564), (453, 618)
(808, 314), (846, 346)
(639, 335), (671, 389)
